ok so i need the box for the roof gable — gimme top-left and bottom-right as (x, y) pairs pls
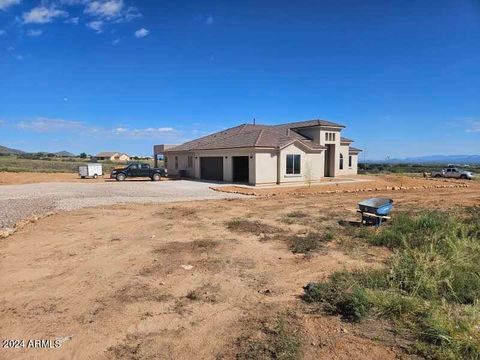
(166, 119), (347, 152)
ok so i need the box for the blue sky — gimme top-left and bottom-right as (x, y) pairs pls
(0, 0), (479, 158)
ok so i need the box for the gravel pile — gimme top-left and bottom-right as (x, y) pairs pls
(0, 180), (247, 229)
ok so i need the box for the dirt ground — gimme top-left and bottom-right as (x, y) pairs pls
(0, 172), (99, 185)
(213, 174), (472, 196)
(1, 177), (479, 359)
(0, 172), (175, 185)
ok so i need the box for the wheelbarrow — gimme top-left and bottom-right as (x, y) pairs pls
(357, 197), (393, 227)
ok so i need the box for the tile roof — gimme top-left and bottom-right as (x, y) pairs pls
(349, 147), (362, 154)
(96, 152), (118, 157)
(166, 119), (346, 152)
(96, 152), (129, 157)
(341, 137), (354, 143)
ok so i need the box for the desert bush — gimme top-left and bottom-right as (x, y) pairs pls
(290, 231), (333, 254)
(281, 211), (310, 225)
(285, 211), (308, 218)
(225, 219), (281, 236)
(237, 317), (300, 360)
(303, 272), (372, 321)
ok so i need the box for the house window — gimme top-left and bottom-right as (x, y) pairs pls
(340, 154), (344, 170)
(175, 156), (178, 170)
(286, 154), (301, 175)
(164, 156), (168, 167)
(325, 132), (329, 141)
(332, 133), (336, 141)
(349, 155), (352, 168)
(187, 156), (193, 168)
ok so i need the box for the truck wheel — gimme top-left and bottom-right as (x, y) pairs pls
(81, 176), (86, 179)
(152, 173), (161, 181)
(93, 174), (98, 179)
(434, 174), (442, 178)
(460, 175), (467, 180)
(116, 173), (126, 181)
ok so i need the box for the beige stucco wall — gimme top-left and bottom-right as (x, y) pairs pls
(295, 127), (342, 177)
(348, 153), (359, 175)
(278, 143), (324, 184)
(167, 148), (257, 184)
(166, 153), (194, 177)
(255, 150), (278, 184)
(336, 145), (359, 176)
(164, 132), (359, 184)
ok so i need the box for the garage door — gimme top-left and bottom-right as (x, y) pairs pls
(200, 157), (223, 181)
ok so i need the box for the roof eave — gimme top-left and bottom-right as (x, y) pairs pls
(279, 139), (326, 152)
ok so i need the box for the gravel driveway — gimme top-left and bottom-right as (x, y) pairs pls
(0, 180), (247, 229)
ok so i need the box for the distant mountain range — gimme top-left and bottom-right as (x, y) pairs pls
(0, 145), (25, 155)
(367, 155), (480, 165)
(0, 145), (76, 157)
(54, 151), (76, 157)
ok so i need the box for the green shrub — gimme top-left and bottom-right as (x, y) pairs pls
(303, 209), (480, 357)
(303, 272), (372, 321)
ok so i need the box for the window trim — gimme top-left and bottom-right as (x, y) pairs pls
(348, 155), (352, 168)
(174, 156), (178, 170)
(339, 153), (344, 170)
(286, 154), (301, 175)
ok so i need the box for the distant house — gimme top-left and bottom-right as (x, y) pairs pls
(154, 119), (362, 186)
(95, 152), (130, 162)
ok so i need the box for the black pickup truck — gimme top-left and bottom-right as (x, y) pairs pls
(110, 163), (167, 181)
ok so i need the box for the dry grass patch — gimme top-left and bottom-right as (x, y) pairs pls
(290, 231), (334, 254)
(236, 315), (301, 360)
(152, 239), (218, 255)
(225, 218), (282, 235)
(114, 282), (171, 303)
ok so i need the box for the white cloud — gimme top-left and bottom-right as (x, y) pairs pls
(23, 6), (68, 24)
(112, 127), (175, 138)
(26, 29), (43, 37)
(0, 119), (5, 126)
(205, 15), (214, 25)
(16, 117), (179, 140)
(0, 0), (20, 11)
(17, 118), (86, 132)
(134, 27), (148, 38)
(85, 0), (123, 19)
(112, 38), (120, 45)
(65, 17), (79, 25)
(86, 20), (103, 33)
(466, 121), (480, 133)
(84, 0), (139, 22)
(0, 30), (6, 35)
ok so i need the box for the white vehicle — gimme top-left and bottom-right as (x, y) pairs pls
(78, 163), (103, 179)
(431, 167), (474, 180)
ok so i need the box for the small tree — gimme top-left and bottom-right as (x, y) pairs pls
(304, 160), (314, 187)
(80, 152), (87, 159)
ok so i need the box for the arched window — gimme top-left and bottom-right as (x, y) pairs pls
(339, 154), (344, 170)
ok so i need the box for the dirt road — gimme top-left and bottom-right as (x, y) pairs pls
(1, 181), (479, 359)
(0, 180), (246, 230)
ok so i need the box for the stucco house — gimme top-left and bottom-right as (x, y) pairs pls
(95, 152), (131, 162)
(154, 119), (361, 186)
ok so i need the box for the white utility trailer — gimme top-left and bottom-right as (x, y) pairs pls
(78, 163), (103, 179)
